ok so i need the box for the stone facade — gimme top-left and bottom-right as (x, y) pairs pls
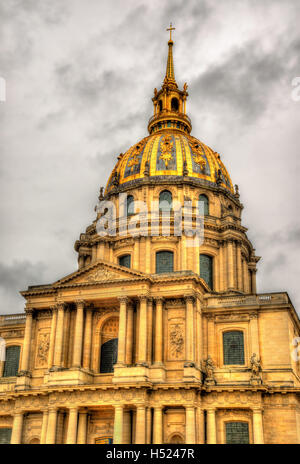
(0, 34), (299, 445)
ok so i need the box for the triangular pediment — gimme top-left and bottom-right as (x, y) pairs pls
(53, 260), (147, 287)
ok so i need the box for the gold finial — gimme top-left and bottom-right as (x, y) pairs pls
(167, 22), (175, 41)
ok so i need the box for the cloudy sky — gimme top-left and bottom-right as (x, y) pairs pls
(0, 0), (300, 314)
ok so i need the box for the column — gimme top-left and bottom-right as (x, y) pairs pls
(11, 412), (24, 444)
(147, 299), (153, 365)
(185, 296), (195, 365)
(113, 405), (124, 444)
(145, 237), (151, 273)
(133, 237), (140, 269)
(227, 240), (235, 289)
(153, 406), (163, 444)
(40, 409), (49, 444)
(46, 408), (57, 444)
(250, 313), (260, 357)
(146, 407), (152, 444)
(197, 407), (205, 444)
(196, 298), (203, 366)
(77, 409), (88, 444)
(66, 407), (78, 444)
(252, 408), (264, 444)
(135, 406), (146, 444)
(154, 298), (163, 365)
(117, 297), (128, 365)
(20, 309), (33, 374)
(218, 242), (224, 292)
(185, 406), (196, 444)
(83, 307), (93, 370)
(251, 269), (257, 294)
(243, 259), (250, 293)
(73, 300), (85, 368)
(123, 410), (132, 444)
(137, 296), (147, 365)
(206, 408), (217, 444)
(125, 304), (134, 365)
(53, 303), (65, 368)
(48, 307), (57, 369)
(207, 316), (215, 363)
(236, 241), (243, 291)
(221, 241), (228, 291)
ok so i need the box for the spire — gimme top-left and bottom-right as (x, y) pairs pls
(165, 23), (176, 84)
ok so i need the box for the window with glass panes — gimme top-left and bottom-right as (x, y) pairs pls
(226, 422), (249, 444)
(0, 428), (12, 444)
(118, 254), (131, 268)
(3, 345), (20, 377)
(198, 194), (209, 216)
(200, 254), (213, 289)
(156, 251), (174, 274)
(223, 331), (245, 365)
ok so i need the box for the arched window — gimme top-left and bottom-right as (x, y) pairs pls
(126, 195), (134, 216)
(0, 428), (12, 444)
(3, 345), (20, 377)
(100, 339), (118, 373)
(159, 190), (172, 212)
(226, 422), (249, 444)
(171, 97), (179, 111)
(223, 331), (245, 365)
(156, 251), (174, 274)
(200, 254), (213, 289)
(198, 194), (209, 216)
(118, 254), (131, 268)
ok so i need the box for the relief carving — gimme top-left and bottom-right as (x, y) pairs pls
(169, 324), (184, 359)
(36, 333), (50, 368)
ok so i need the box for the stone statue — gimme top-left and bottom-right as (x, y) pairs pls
(154, 87), (158, 97)
(250, 353), (262, 385)
(183, 82), (188, 92)
(203, 355), (216, 385)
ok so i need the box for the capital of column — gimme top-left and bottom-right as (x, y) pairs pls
(25, 308), (34, 316)
(75, 299), (85, 308)
(56, 302), (67, 311)
(118, 296), (129, 304)
(184, 294), (195, 304)
(154, 296), (164, 303)
(252, 407), (263, 414)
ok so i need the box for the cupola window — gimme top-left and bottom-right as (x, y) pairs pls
(159, 190), (172, 212)
(126, 195), (134, 216)
(156, 251), (174, 274)
(198, 194), (209, 216)
(171, 97), (179, 111)
(119, 254), (131, 269)
(200, 254), (213, 289)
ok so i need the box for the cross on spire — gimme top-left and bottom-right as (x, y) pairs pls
(167, 22), (175, 41)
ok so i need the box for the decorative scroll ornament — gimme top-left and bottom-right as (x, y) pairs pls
(127, 139), (147, 172)
(85, 266), (120, 282)
(159, 135), (174, 167)
(190, 140), (206, 171)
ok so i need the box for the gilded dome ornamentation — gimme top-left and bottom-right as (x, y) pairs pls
(105, 32), (234, 196)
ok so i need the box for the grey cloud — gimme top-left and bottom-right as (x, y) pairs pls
(190, 37), (300, 122)
(0, 261), (47, 314)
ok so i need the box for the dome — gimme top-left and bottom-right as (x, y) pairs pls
(105, 132), (234, 194)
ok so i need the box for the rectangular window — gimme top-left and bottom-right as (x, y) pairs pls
(156, 251), (174, 274)
(3, 346), (21, 377)
(118, 255), (131, 268)
(223, 331), (245, 365)
(200, 254), (213, 289)
(0, 428), (12, 444)
(226, 422), (249, 444)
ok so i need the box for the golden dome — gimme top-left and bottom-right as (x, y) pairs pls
(105, 132), (233, 194)
(105, 30), (234, 195)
